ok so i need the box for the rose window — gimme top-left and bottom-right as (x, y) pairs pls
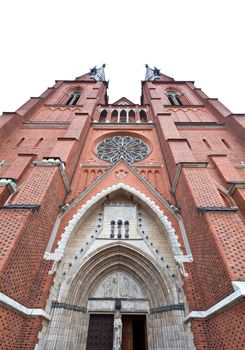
(96, 136), (149, 163)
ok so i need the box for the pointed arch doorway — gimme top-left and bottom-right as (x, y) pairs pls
(86, 269), (150, 350)
(86, 314), (148, 350)
(40, 188), (195, 350)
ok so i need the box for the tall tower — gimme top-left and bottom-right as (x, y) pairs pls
(0, 65), (244, 350)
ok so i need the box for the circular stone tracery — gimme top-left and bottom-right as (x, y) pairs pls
(96, 136), (149, 163)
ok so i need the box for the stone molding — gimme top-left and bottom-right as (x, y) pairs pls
(0, 292), (51, 321)
(151, 303), (185, 314)
(33, 158), (70, 192)
(44, 161), (193, 270)
(0, 178), (17, 193)
(48, 183), (184, 264)
(0, 204), (40, 213)
(52, 301), (86, 313)
(184, 281), (245, 322)
(171, 162), (208, 195)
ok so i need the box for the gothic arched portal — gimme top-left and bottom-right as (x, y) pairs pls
(38, 189), (195, 350)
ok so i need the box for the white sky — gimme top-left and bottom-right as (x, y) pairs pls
(0, 0), (244, 114)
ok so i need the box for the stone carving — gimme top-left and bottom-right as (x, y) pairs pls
(94, 273), (143, 299)
(115, 169), (128, 179)
(87, 157), (96, 164)
(113, 314), (122, 350)
(120, 276), (140, 298)
(102, 276), (117, 297)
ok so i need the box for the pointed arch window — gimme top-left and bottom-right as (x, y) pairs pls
(128, 110), (135, 123)
(140, 110), (148, 122)
(166, 91), (183, 106)
(111, 110), (118, 123)
(65, 90), (81, 106)
(120, 110), (127, 123)
(99, 110), (107, 122)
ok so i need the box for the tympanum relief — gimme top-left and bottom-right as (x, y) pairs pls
(93, 273), (144, 299)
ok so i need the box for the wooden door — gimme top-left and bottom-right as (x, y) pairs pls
(86, 314), (114, 350)
(122, 315), (147, 350)
(121, 317), (133, 350)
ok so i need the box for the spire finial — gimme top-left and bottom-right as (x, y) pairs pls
(145, 64), (161, 81)
(89, 64), (106, 81)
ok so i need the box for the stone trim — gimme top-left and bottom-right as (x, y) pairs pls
(0, 292), (51, 321)
(151, 303), (185, 314)
(175, 122), (225, 129)
(48, 183), (184, 264)
(33, 158), (70, 193)
(0, 178), (17, 193)
(184, 281), (245, 322)
(88, 298), (148, 301)
(197, 206), (238, 213)
(52, 301), (87, 313)
(164, 105), (205, 108)
(81, 164), (109, 168)
(22, 121), (70, 129)
(171, 162), (208, 194)
(0, 204), (40, 213)
(45, 160), (193, 267)
(44, 104), (83, 108)
(227, 181), (245, 195)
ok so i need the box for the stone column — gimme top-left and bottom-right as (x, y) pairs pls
(106, 108), (112, 123)
(126, 109), (129, 123)
(135, 108), (141, 123)
(117, 109), (120, 123)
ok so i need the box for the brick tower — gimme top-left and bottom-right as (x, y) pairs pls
(0, 65), (244, 350)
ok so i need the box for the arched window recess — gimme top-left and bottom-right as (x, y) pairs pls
(99, 110), (107, 122)
(65, 90), (82, 106)
(120, 110), (127, 123)
(140, 109), (148, 122)
(166, 90), (184, 106)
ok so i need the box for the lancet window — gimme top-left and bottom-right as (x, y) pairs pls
(99, 110), (107, 122)
(166, 90), (183, 106)
(65, 90), (81, 106)
(140, 110), (147, 122)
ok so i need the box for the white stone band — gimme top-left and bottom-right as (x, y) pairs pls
(184, 281), (245, 322)
(0, 292), (51, 321)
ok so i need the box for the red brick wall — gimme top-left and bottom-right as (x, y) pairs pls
(0, 73), (244, 349)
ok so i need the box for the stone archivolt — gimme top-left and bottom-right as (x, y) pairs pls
(38, 187), (194, 349)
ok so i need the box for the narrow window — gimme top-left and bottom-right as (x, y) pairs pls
(65, 90), (81, 106)
(203, 139), (211, 149)
(166, 91), (183, 106)
(120, 110), (127, 123)
(15, 138), (25, 147)
(99, 110), (107, 122)
(175, 95), (183, 106)
(221, 139), (231, 149)
(34, 138), (43, 147)
(168, 94), (175, 106)
(111, 110), (118, 123)
(129, 110), (135, 122)
(140, 110), (148, 122)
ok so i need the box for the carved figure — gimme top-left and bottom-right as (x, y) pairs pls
(102, 276), (116, 297)
(113, 315), (122, 350)
(121, 276), (139, 298)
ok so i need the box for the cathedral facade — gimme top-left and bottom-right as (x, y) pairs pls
(0, 65), (244, 349)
